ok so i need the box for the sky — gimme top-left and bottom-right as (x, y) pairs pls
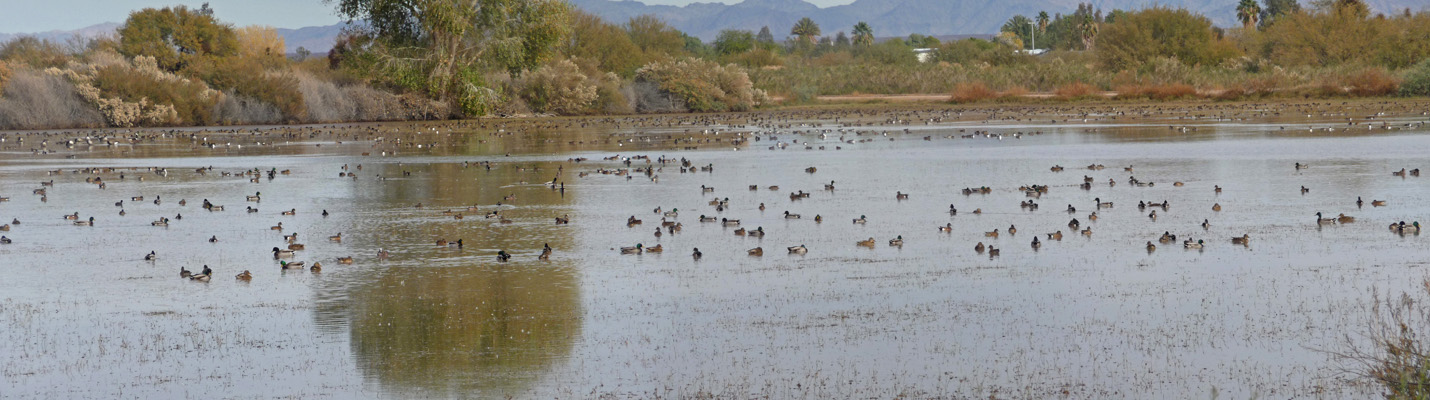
(0, 0), (857, 33)
(0, 0), (345, 33)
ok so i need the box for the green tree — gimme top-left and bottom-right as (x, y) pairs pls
(117, 6), (238, 71)
(564, 10), (644, 76)
(1236, 0), (1262, 29)
(851, 22), (874, 46)
(791, 17), (821, 45)
(327, 0), (573, 115)
(1077, 13), (1099, 50)
(1001, 15), (1034, 49)
(1037, 11), (1050, 32)
(713, 30), (755, 55)
(1259, 0), (1302, 28)
(756, 26), (775, 45)
(626, 15), (685, 55)
(834, 31), (850, 48)
(1097, 7), (1241, 70)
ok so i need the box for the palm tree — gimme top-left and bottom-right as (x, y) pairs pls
(791, 17), (822, 45)
(851, 22), (874, 46)
(1077, 14), (1098, 51)
(1037, 11), (1050, 32)
(1236, 0), (1261, 30)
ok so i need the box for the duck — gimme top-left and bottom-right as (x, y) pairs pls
(654, 227), (663, 237)
(1214, 185), (1222, 194)
(1183, 239), (1205, 249)
(0, 236), (11, 244)
(246, 193), (261, 202)
(984, 229), (999, 238)
(1007, 225), (1017, 235)
(1315, 212), (1337, 224)
(74, 217), (94, 226)
(1068, 219), (1080, 230)
(1047, 231), (1063, 241)
(1146, 241), (1157, 252)
(1372, 200), (1387, 207)
(180, 267), (192, 278)
(663, 208), (679, 218)
(288, 243), (306, 251)
(539, 244), (552, 260)
(247, 206), (259, 213)
(497, 250), (512, 261)
(0, 224), (7, 231)
(1066, 204), (1076, 213)
(856, 238), (877, 247)
(749, 227), (765, 237)
(321, 210), (329, 217)
(1030, 236), (1041, 249)
(1094, 198), (1113, 208)
(337, 256), (355, 264)
(949, 205), (958, 215)
(814, 215), (823, 223)
(747, 247), (763, 256)
(1337, 213), (1356, 224)
(646, 244), (664, 253)
(281, 209), (296, 216)
(377, 249), (390, 259)
(1148, 210), (1158, 221)
(758, 203), (766, 211)
(734, 228), (747, 236)
(1080, 228), (1092, 237)
(1212, 203), (1222, 212)
(692, 248), (702, 260)
(1295, 162), (1308, 170)
(271, 222), (283, 231)
(235, 270), (252, 281)
(788, 245), (808, 254)
(329, 233), (342, 242)
(1231, 234), (1250, 245)
(620, 244), (644, 254)
(889, 236), (904, 247)
(64, 212), (79, 220)
(190, 266), (212, 282)
(784, 211), (801, 219)
(436, 239), (448, 246)
(272, 247), (295, 258)
(279, 260), (305, 270)
(895, 192), (909, 200)
(1087, 212), (1098, 222)
(151, 218), (169, 227)
(852, 215), (867, 224)
(145, 251), (157, 261)
(1201, 219), (1210, 230)
(938, 223), (953, 233)
(722, 218), (740, 227)
(310, 262), (323, 273)
(1357, 197), (1364, 207)
(1301, 186), (1310, 194)
(699, 215), (717, 223)
(975, 242), (986, 253)
(824, 181), (836, 190)
(1159, 231), (1178, 244)
(283, 233), (298, 242)
(987, 247), (1000, 257)
(1391, 221), (1421, 234)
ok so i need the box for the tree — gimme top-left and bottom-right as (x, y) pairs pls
(713, 30), (755, 55)
(236, 25), (286, 65)
(1077, 13), (1099, 50)
(791, 17), (821, 45)
(1037, 11), (1050, 32)
(564, 10), (644, 76)
(851, 22), (874, 46)
(118, 6), (238, 71)
(327, 0), (573, 115)
(626, 15), (684, 55)
(834, 31), (850, 48)
(1260, 0), (1302, 28)
(1097, 7), (1241, 70)
(295, 46), (310, 60)
(1001, 15), (1034, 49)
(1236, 0), (1262, 29)
(756, 26), (775, 45)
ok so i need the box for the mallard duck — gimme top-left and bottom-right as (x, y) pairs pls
(1088, 212), (1099, 222)
(0, 224), (8, 232)
(321, 209), (329, 217)
(236, 270), (252, 281)
(271, 222), (283, 231)
(377, 249), (390, 259)
(621, 244), (644, 254)
(190, 266), (212, 282)
(497, 250), (512, 261)
(784, 211), (801, 219)
(1212, 203), (1222, 212)
(1146, 241), (1157, 252)
(1066, 204), (1077, 213)
(949, 205), (958, 215)
(692, 248), (702, 260)
(987, 247), (1000, 257)
(1173, 182), (1185, 187)
(247, 192), (261, 202)
(1031, 236), (1041, 249)
(749, 227), (765, 237)
(0, 236), (11, 244)
(824, 181), (835, 190)
(555, 215), (570, 224)
(701, 185), (714, 193)
(1231, 234), (1250, 245)
(856, 238), (876, 247)
(984, 229), (999, 238)
(273, 247), (295, 258)
(1159, 232), (1177, 244)
(747, 247), (763, 256)
(329, 233), (342, 242)
(788, 245), (808, 254)
(436, 239), (448, 246)
(734, 228), (747, 236)
(1201, 219), (1210, 230)
(1095, 198), (1113, 208)
(64, 212), (79, 220)
(1337, 213), (1356, 224)
(1183, 239), (1204, 249)
(310, 262), (322, 273)
(1047, 231), (1063, 241)
(972, 208), (982, 214)
(654, 227), (663, 237)
(246, 206), (259, 213)
(1301, 186), (1310, 194)
(1315, 212), (1337, 224)
(1007, 225), (1017, 235)
(1069, 219), (1080, 229)
(539, 244), (552, 260)
(281, 209), (296, 216)
(279, 260), (305, 270)
(975, 242), (986, 253)
(722, 218), (740, 227)
(288, 243), (305, 251)
(699, 215), (717, 222)
(1295, 162), (1308, 170)
(337, 256), (355, 264)
(283, 233), (298, 242)
(1147, 210), (1157, 221)
(758, 203), (766, 211)
(852, 215), (867, 224)
(74, 217), (94, 226)
(1214, 185), (1222, 194)
(209, 205), (224, 211)
(939, 223), (953, 233)
(180, 267), (192, 278)
(814, 215), (823, 223)
(646, 244), (664, 253)
(151, 218), (169, 227)
(1372, 200), (1387, 207)
(663, 208), (679, 218)
(889, 236), (904, 247)
(145, 251), (156, 261)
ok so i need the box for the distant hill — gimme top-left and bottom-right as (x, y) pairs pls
(0, 22), (348, 55)
(0, 23), (120, 46)
(571, 0), (1429, 40)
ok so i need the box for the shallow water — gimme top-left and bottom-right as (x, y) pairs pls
(3, 108), (1430, 398)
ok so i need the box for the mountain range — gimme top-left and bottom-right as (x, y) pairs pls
(3, 0), (1425, 52)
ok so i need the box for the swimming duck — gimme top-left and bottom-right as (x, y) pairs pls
(282, 209), (296, 216)
(377, 249), (390, 259)
(0, 224), (8, 231)
(247, 206), (259, 213)
(984, 229), (999, 238)
(1301, 186), (1310, 194)
(949, 205), (958, 215)
(1007, 225), (1017, 235)
(329, 233), (342, 242)
(64, 212), (78, 220)
(748, 227), (765, 238)
(1372, 200), (1387, 207)
(0, 236), (11, 244)
(758, 203), (766, 211)
(288, 243), (306, 251)
(247, 193), (261, 202)
(788, 245), (808, 254)
(273, 247), (295, 258)
(151, 218), (169, 227)
(1069, 219), (1080, 229)
(1295, 162), (1308, 170)
(975, 242), (985, 253)
(74, 217), (94, 226)
(1030, 236), (1041, 249)
(692, 248), (702, 260)
(1147, 210), (1158, 221)
(539, 244), (552, 260)
(896, 192), (909, 200)
(279, 261), (305, 270)
(180, 267), (192, 278)
(1231, 234), (1250, 245)
(555, 215), (570, 224)
(1047, 231), (1063, 241)
(310, 262), (322, 273)
(283, 233), (298, 242)
(621, 244), (644, 254)
(497, 250), (512, 261)
(1080, 228), (1092, 237)
(824, 181), (835, 190)
(1146, 241), (1157, 252)
(236, 270), (252, 281)
(889, 236), (904, 247)
(1159, 232), (1178, 244)
(322, 210), (329, 217)
(972, 208), (982, 214)
(939, 223), (953, 233)
(646, 244), (664, 253)
(1066, 204), (1076, 213)
(814, 215), (823, 223)
(190, 266), (212, 282)
(436, 239), (448, 246)
(852, 215), (867, 224)
(987, 247), (1000, 257)
(1357, 197), (1364, 207)
(145, 251), (156, 261)
(722, 218), (740, 227)
(271, 222), (283, 231)
(784, 211), (801, 219)
(1183, 239), (1204, 249)
(1337, 213), (1356, 224)
(1212, 203), (1222, 212)
(1095, 198), (1113, 208)
(337, 256), (355, 264)
(1315, 212), (1337, 224)
(663, 208), (679, 218)
(1088, 212), (1098, 222)
(747, 247), (763, 256)
(856, 238), (876, 247)
(699, 215), (717, 223)
(1201, 219), (1210, 230)
(1214, 185), (1222, 194)
(734, 228), (746, 236)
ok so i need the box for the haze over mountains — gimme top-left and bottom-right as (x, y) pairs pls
(2, 0), (1424, 51)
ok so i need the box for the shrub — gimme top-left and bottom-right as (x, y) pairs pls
(1055, 82), (1100, 100)
(1399, 60), (1430, 97)
(633, 57), (767, 113)
(519, 59), (599, 115)
(0, 61), (10, 96)
(0, 69), (104, 130)
(1115, 83), (1197, 100)
(1345, 68), (1398, 97)
(0, 37), (71, 69)
(185, 57), (306, 121)
(91, 63), (211, 125)
(212, 92), (282, 125)
(1335, 280), (1430, 399)
(1097, 7), (1241, 71)
(950, 82), (998, 103)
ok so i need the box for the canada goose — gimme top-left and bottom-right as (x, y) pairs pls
(1212, 203), (1222, 212)
(279, 260), (305, 270)
(236, 270), (252, 281)
(180, 267), (192, 278)
(1047, 231), (1063, 241)
(1231, 234), (1250, 245)
(856, 238), (876, 247)
(788, 245), (808, 254)
(1146, 241), (1157, 252)
(692, 248), (703, 259)
(889, 236), (904, 247)
(273, 247), (295, 258)
(975, 242), (986, 253)
(939, 223), (953, 233)
(747, 247), (763, 256)
(1315, 212), (1336, 224)
(852, 215), (867, 224)
(621, 244), (644, 254)
(145, 251), (156, 261)
(337, 256), (355, 264)
(1184, 239), (1204, 249)
(784, 211), (801, 219)
(984, 229), (999, 238)
(74, 217), (94, 226)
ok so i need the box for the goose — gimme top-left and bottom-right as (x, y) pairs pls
(337, 256), (355, 264)
(1183, 239), (1204, 249)
(975, 242), (986, 253)
(856, 238), (876, 247)
(1315, 212), (1337, 224)
(747, 247), (763, 256)
(1231, 234), (1250, 245)
(74, 217), (94, 226)
(620, 244), (644, 254)
(939, 223), (953, 233)
(273, 247), (295, 258)
(145, 251), (156, 261)
(1146, 241), (1157, 252)
(852, 215), (867, 224)
(539, 244), (552, 260)
(497, 250), (512, 261)
(692, 248), (702, 260)
(180, 267), (192, 278)
(788, 245), (808, 254)
(279, 260), (305, 270)
(784, 211), (801, 219)
(889, 236), (904, 247)
(1047, 231), (1063, 241)
(646, 244), (664, 253)
(984, 229), (999, 238)
(236, 270), (252, 281)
